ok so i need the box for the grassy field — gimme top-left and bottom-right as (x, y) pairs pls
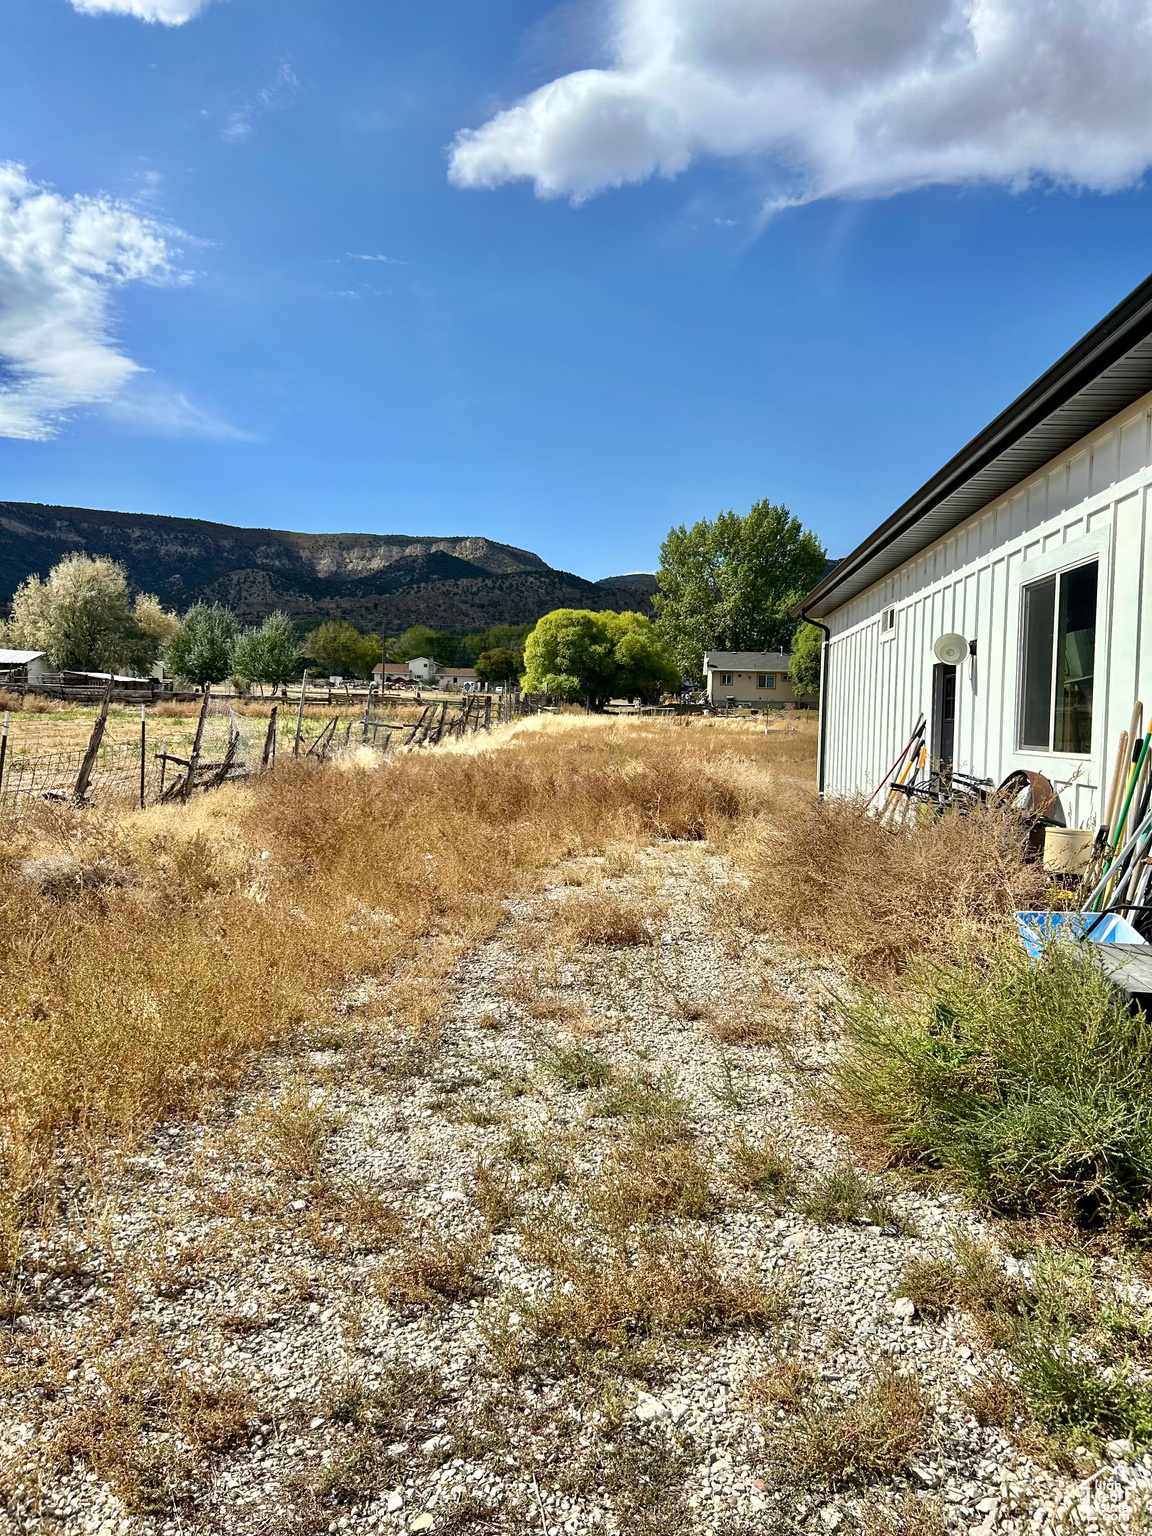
(4, 711), (1150, 1533)
(0, 713), (812, 1213)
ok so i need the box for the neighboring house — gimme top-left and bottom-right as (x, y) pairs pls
(372, 657), (482, 691)
(0, 649), (54, 690)
(798, 269), (1152, 831)
(439, 667), (479, 692)
(703, 651), (797, 708)
(373, 663), (412, 685)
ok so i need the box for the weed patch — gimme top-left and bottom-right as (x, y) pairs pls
(828, 939), (1152, 1230)
(540, 1041), (614, 1090)
(770, 1369), (927, 1490)
(727, 1134), (799, 1206)
(586, 1134), (715, 1227)
(376, 1231), (489, 1309)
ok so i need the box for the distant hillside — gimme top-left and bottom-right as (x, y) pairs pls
(0, 502), (655, 631)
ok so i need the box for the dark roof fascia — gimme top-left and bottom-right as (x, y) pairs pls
(797, 271), (1152, 619)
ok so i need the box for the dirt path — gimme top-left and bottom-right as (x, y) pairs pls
(0, 843), (1128, 1536)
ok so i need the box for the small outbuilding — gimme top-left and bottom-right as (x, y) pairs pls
(798, 270), (1152, 830)
(0, 649), (54, 690)
(702, 651), (797, 708)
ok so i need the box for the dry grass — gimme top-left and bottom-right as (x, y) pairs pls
(585, 1131), (715, 1227)
(732, 790), (1047, 982)
(0, 715), (786, 1224)
(555, 886), (657, 947)
(49, 1334), (253, 1514)
(376, 1230), (489, 1308)
(771, 1369), (928, 1489)
(524, 1221), (787, 1359)
(727, 1133), (800, 1206)
(255, 1084), (344, 1177)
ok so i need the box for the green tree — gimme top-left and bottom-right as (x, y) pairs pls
(789, 621), (824, 697)
(522, 609), (679, 709)
(461, 622), (534, 665)
(302, 620), (379, 678)
(389, 624), (459, 666)
(474, 647), (522, 687)
(608, 611), (681, 703)
(3, 553), (170, 674)
(232, 612), (301, 692)
(162, 603), (238, 688)
(653, 499), (827, 679)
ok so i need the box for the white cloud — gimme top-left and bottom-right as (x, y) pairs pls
(223, 61), (300, 143)
(0, 163), (170, 441)
(449, 0), (1152, 206)
(70, 0), (214, 23)
(103, 381), (257, 441)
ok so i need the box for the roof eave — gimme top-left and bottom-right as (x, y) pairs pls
(796, 269), (1152, 620)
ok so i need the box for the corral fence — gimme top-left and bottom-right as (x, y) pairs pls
(0, 686), (544, 825)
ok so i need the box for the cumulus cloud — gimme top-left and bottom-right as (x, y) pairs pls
(0, 163), (170, 440)
(449, 0), (1152, 205)
(70, 0), (214, 23)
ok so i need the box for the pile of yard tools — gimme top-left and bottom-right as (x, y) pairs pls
(869, 713), (995, 824)
(1079, 702), (1152, 940)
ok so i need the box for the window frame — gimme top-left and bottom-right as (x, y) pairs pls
(880, 606), (896, 639)
(1013, 544), (1105, 758)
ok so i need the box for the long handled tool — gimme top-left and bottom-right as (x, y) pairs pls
(866, 714), (926, 810)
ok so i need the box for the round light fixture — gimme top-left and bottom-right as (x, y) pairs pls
(933, 633), (969, 666)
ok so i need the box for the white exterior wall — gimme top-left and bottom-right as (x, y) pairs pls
(824, 388), (1152, 828)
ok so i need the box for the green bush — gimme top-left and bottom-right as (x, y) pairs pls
(829, 936), (1152, 1229)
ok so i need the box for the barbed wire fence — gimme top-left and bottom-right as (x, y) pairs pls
(0, 687), (546, 826)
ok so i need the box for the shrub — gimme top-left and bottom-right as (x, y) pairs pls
(733, 794), (1047, 982)
(827, 938), (1152, 1229)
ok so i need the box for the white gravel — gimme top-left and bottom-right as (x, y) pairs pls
(1, 842), (1147, 1536)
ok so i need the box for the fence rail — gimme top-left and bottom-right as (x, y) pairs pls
(0, 689), (544, 824)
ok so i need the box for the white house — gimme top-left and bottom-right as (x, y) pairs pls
(799, 271), (1152, 831)
(0, 649), (54, 690)
(703, 651), (798, 707)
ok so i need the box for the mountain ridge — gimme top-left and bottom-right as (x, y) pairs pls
(0, 502), (655, 630)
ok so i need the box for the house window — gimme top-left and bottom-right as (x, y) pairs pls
(1019, 559), (1098, 753)
(881, 607), (896, 634)
(757, 674), (776, 689)
(719, 673), (733, 686)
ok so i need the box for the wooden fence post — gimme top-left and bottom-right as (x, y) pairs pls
(362, 693), (371, 742)
(262, 706), (278, 770)
(182, 687), (212, 801)
(158, 740), (168, 798)
(293, 671), (308, 759)
(74, 680), (113, 802)
(483, 695), (492, 732)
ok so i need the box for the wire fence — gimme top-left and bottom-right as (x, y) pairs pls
(0, 688), (544, 825)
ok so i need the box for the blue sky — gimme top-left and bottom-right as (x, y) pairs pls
(2, 0), (1152, 581)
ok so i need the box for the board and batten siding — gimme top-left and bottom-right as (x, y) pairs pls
(823, 388), (1152, 829)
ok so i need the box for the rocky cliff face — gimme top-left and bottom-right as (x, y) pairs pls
(0, 502), (652, 631)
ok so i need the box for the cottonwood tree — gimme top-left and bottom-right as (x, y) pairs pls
(163, 603), (238, 688)
(521, 609), (679, 708)
(653, 499), (827, 679)
(302, 620), (379, 678)
(474, 647), (521, 687)
(3, 553), (174, 674)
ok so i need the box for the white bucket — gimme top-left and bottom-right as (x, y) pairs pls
(1043, 826), (1094, 875)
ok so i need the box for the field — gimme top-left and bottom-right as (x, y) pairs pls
(0, 713), (1149, 1536)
